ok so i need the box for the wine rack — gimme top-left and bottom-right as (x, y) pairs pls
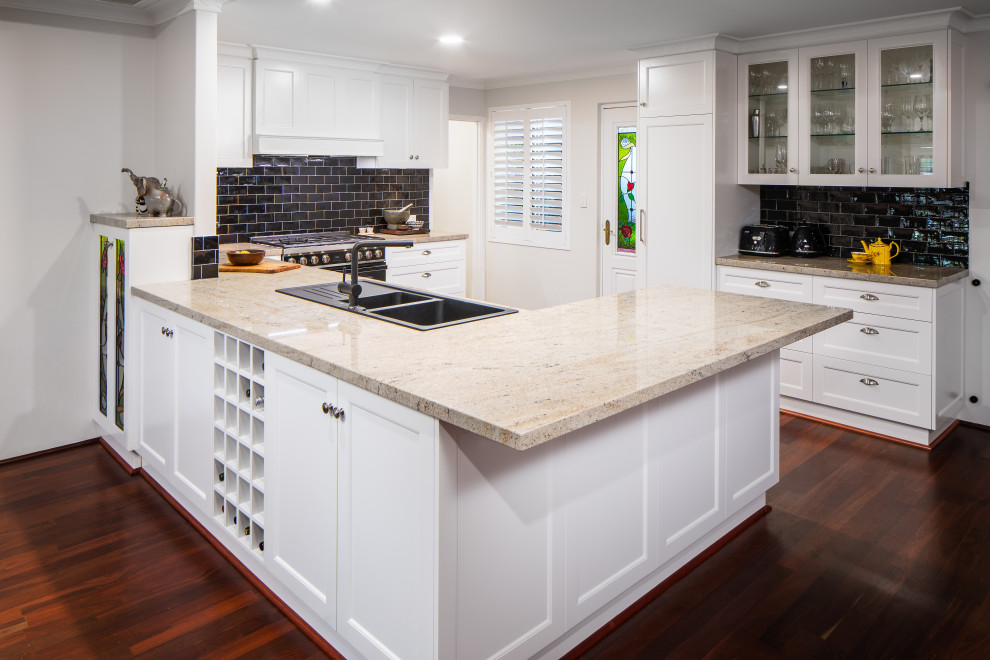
(212, 332), (266, 557)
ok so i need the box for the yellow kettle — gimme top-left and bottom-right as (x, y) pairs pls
(860, 238), (899, 265)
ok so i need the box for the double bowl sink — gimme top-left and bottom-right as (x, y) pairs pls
(277, 280), (517, 330)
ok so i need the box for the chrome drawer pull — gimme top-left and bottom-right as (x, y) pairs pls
(860, 327), (879, 335)
(860, 293), (879, 301)
(755, 281), (770, 288)
(422, 250), (432, 256)
(860, 378), (879, 386)
(422, 272), (432, 278)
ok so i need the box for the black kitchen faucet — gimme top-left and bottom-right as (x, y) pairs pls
(337, 240), (414, 307)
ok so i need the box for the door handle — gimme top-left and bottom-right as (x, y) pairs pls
(640, 209), (646, 244)
(603, 219), (611, 246)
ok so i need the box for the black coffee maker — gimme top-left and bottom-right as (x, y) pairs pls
(791, 225), (826, 257)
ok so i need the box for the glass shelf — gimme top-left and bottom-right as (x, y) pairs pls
(881, 80), (933, 89)
(748, 135), (788, 140)
(811, 133), (856, 138)
(880, 130), (934, 136)
(748, 92), (788, 99)
(810, 87), (856, 94)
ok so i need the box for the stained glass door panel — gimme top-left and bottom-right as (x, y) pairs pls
(616, 128), (636, 253)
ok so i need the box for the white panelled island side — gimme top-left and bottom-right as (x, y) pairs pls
(128, 266), (850, 660)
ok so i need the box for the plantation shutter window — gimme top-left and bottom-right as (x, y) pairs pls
(490, 103), (569, 249)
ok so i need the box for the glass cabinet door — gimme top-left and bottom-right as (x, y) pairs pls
(738, 51), (799, 185)
(799, 42), (868, 185)
(868, 32), (949, 187)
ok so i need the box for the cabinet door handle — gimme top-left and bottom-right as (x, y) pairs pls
(409, 155), (414, 160)
(322, 402), (331, 414)
(869, 167), (877, 174)
(422, 272), (432, 278)
(860, 327), (879, 335)
(860, 378), (879, 386)
(860, 293), (879, 301)
(161, 327), (166, 335)
(415, 155), (420, 160)
(333, 408), (345, 421)
(789, 168), (797, 173)
(858, 167), (865, 173)
(640, 209), (646, 243)
(640, 101), (646, 107)
(422, 250), (431, 256)
(755, 281), (770, 288)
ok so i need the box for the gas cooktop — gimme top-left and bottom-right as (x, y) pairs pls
(250, 231), (383, 249)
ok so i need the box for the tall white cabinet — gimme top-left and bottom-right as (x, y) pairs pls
(637, 50), (757, 290)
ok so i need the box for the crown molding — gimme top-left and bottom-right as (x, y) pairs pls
(447, 76), (486, 90)
(0, 0), (225, 26)
(481, 61), (636, 90)
(630, 8), (990, 59)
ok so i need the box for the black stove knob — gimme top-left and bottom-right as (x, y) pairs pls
(309, 256), (321, 266)
(321, 254), (331, 264)
(344, 252), (351, 261)
(374, 248), (383, 259)
(286, 257), (297, 264)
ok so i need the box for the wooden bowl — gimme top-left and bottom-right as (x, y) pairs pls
(226, 249), (266, 266)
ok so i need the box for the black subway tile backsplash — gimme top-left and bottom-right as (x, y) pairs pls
(191, 235), (219, 280)
(759, 184), (969, 268)
(216, 155), (430, 243)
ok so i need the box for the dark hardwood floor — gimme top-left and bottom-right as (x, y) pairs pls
(1, 417), (988, 658)
(582, 416), (990, 659)
(0, 443), (325, 658)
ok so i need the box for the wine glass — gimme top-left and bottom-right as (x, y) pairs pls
(775, 143), (787, 173)
(900, 100), (915, 131)
(880, 103), (895, 133)
(914, 95), (931, 131)
(765, 110), (777, 137)
(821, 103), (836, 135)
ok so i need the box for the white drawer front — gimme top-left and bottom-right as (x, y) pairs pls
(812, 278), (932, 322)
(813, 355), (932, 429)
(387, 261), (464, 295)
(813, 312), (932, 375)
(386, 240), (465, 268)
(717, 266), (813, 303)
(779, 348), (812, 401)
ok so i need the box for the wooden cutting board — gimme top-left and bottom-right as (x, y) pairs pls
(219, 261), (301, 274)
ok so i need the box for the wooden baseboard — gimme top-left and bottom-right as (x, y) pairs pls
(960, 420), (990, 433)
(0, 438), (98, 468)
(136, 470), (342, 660)
(781, 410), (950, 452)
(97, 437), (140, 476)
(561, 505), (772, 660)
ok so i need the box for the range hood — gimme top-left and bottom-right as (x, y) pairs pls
(253, 135), (384, 158)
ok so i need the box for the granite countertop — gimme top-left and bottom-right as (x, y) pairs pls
(133, 269), (849, 450)
(91, 213), (194, 229)
(370, 231), (468, 243)
(716, 254), (968, 289)
(220, 242), (285, 257)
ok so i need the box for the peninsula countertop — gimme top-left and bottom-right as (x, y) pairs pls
(133, 268), (851, 450)
(716, 254), (968, 288)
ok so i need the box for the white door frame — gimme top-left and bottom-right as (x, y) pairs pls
(599, 102), (639, 296)
(449, 114), (486, 301)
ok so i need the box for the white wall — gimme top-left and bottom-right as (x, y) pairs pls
(433, 120), (482, 297)
(484, 73), (636, 309)
(450, 86), (485, 117)
(962, 29), (990, 426)
(0, 9), (154, 460)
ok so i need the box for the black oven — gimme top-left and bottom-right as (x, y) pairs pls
(324, 260), (387, 281)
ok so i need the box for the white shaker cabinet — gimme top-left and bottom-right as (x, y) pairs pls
(135, 299), (214, 514)
(217, 46), (254, 168)
(375, 74), (449, 169)
(386, 240), (466, 296)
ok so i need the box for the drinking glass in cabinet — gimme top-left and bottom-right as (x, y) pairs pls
(808, 52), (856, 176)
(746, 60), (789, 175)
(879, 44), (934, 177)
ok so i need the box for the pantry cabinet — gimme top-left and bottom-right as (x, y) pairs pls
(738, 29), (965, 188)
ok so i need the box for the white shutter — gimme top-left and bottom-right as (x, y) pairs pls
(490, 103), (569, 249)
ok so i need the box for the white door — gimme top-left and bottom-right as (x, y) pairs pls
(170, 316), (214, 513)
(136, 303), (174, 474)
(599, 105), (639, 296)
(639, 114), (714, 290)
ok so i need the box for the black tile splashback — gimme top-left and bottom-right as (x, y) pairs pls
(760, 184), (969, 268)
(216, 155), (430, 244)
(191, 235), (219, 280)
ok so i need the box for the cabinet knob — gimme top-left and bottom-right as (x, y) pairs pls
(161, 327), (166, 335)
(409, 155), (414, 160)
(858, 167), (866, 174)
(973, 279), (982, 287)
(322, 402), (331, 414)
(971, 395), (980, 403)
(422, 272), (432, 278)
(640, 101), (646, 107)
(860, 327), (880, 335)
(789, 168), (797, 173)
(333, 408), (345, 421)
(859, 378), (879, 386)
(415, 155), (420, 160)
(754, 281), (770, 288)
(860, 293), (879, 301)
(869, 168), (877, 174)
(245, 388), (251, 398)
(254, 396), (264, 408)
(422, 250), (431, 256)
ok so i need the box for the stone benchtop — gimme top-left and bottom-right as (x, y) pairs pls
(717, 254), (968, 288)
(133, 268), (850, 450)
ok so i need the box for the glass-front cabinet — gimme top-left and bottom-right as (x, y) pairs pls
(738, 50), (799, 185)
(738, 30), (963, 188)
(798, 42), (867, 185)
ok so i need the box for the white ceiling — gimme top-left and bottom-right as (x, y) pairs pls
(3, 0), (989, 85)
(216, 0), (990, 85)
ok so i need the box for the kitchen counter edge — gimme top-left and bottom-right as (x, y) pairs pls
(716, 254), (968, 288)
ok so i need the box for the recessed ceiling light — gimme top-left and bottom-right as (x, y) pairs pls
(439, 35), (464, 46)
(309, 0), (332, 6)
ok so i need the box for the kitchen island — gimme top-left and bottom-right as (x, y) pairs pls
(129, 268), (850, 660)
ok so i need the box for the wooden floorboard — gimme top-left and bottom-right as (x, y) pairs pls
(0, 443), (326, 659)
(579, 415), (990, 659)
(1, 418), (988, 658)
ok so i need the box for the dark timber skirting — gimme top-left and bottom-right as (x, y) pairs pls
(561, 505), (773, 660)
(782, 411), (958, 452)
(0, 438), (97, 468)
(97, 437), (140, 475)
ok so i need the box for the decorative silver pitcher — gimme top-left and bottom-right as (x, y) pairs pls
(122, 168), (184, 217)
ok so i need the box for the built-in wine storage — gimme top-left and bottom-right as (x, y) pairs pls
(212, 332), (265, 557)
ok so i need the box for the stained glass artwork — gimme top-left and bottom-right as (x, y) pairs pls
(99, 236), (109, 417)
(115, 239), (125, 431)
(617, 129), (637, 253)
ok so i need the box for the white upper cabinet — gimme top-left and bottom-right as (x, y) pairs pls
(738, 29), (964, 187)
(638, 51), (715, 116)
(375, 74), (449, 169)
(217, 49), (254, 168)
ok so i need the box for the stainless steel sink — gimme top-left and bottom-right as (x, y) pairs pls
(276, 281), (517, 330)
